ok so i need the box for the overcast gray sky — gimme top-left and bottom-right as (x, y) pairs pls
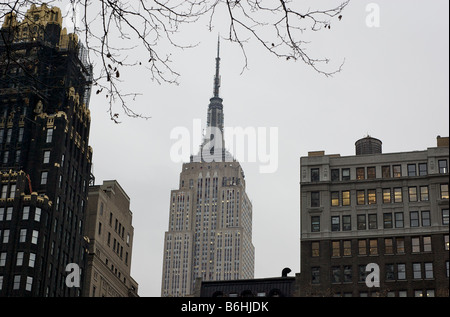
(85, 0), (449, 296)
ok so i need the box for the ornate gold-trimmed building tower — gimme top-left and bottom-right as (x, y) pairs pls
(161, 41), (255, 297)
(0, 4), (93, 296)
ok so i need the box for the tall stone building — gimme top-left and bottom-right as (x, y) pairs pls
(83, 180), (138, 297)
(299, 136), (449, 297)
(161, 40), (255, 297)
(0, 4), (93, 296)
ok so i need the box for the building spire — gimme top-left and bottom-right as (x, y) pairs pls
(213, 35), (221, 98)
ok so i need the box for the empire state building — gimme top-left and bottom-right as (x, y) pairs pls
(161, 40), (255, 297)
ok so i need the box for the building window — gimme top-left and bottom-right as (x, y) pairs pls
(2, 151), (9, 164)
(13, 275), (20, 290)
(34, 208), (41, 222)
(342, 168), (350, 181)
(423, 236), (432, 252)
(397, 264), (406, 280)
(440, 184), (449, 199)
(367, 189), (376, 204)
(369, 239), (378, 255)
(421, 211), (431, 227)
(367, 166), (376, 179)
(26, 276), (33, 291)
(358, 265), (367, 283)
(407, 164), (416, 176)
(395, 212), (404, 228)
(311, 216), (320, 232)
(311, 267), (320, 284)
(19, 229), (27, 242)
(412, 237), (420, 253)
(420, 186), (429, 201)
(332, 241), (340, 257)
(40, 171), (48, 185)
(343, 265), (352, 282)
(424, 263), (433, 279)
(413, 263), (422, 279)
(331, 216), (340, 231)
(382, 166), (390, 178)
(331, 169), (339, 181)
(357, 214), (366, 230)
(343, 240), (351, 256)
(356, 167), (365, 180)
(396, 238), (405, 254)
(6, 129), (12, 143)
(357, 190), (365, 205)
(0, 253), (6, 266)
(331, 266), (341, 283)
(443, 209), (449, 226)
(311, 192), (320, 207)
(385, 238), (394, 254)
(29, 253), (36, 268)
(46, 128), (53, 143)
(43, 150), (50, 164)
(382, 188), (391, 203)
(410, 211), (419, 227)
(311, 242), (320, 257)
(438, 160), (448, 174)
(368, 214), (377, 229)
(393, 188), (402, 203)
(31, 230), (39, 244)
(358, 240), (367, 255)
(311, 168), (319, 182)
(418, 163), (427, 176)
(342, 215), (351, 231)
(393, 165), (402, 178)
(408, 187), (417, 202)
(331, 192), (339, 206)
(385, 264), (395, 281)
(342, 190), (350, 206)
(383, 213), (393, 229)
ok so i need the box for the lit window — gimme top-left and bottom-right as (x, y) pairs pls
(332, 241), (340, 257)
(440, 184), (449, 199)
(382, 188), (391, 203)
(408, 187), (417, 202)
(420, 186), (429, 201)
(393, 188), (402, 203)
(31, 230), (39, 244)
(331, 192), (339, 206)
(342, 191), (350, 206)
(357, 190), (365, 205)
(393, 165), (402, 178)
(367, 189), (376, 204)
(356, 167), (365, 180)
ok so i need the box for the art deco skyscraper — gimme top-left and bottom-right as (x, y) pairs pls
(161, 40), (255, 297)
(0, 4), (93, 296)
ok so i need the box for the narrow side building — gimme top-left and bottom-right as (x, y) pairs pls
(84, 180), (138, 297)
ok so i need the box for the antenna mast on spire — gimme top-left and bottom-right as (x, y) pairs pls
(213, 35), (221, 98)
